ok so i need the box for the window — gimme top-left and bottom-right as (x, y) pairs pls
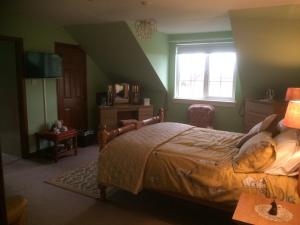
(175, 42), (237, 103)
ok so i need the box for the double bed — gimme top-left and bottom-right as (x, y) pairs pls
(97, 109), (300, 210)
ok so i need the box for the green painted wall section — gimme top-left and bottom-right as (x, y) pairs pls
(3, 3), (298, 144)
(167, 31), (244, 132)
(0, 41), (22, 156)
(66, 22), (165, 92)
(230, 5), (300, 100)
(0, 7), (110, 153)
(66, 22), (167, 114)
(168, 31), (234, 43)
(127, 22), (169, 91)
(87, 58), (111, 129)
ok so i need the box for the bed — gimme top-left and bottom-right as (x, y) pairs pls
(97, 109), (300, 210)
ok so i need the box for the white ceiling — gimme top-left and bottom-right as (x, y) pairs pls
(5, 0), (300, 33)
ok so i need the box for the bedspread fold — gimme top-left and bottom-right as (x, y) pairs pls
(97, 122), (193, 193)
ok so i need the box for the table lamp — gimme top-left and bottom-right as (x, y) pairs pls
(283, 101), (300, 129)
(284, 88), (300, 128)
(285, 88), (300, 101)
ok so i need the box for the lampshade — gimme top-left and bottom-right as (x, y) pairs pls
(283, 101), (300, 129)
(285, 88), (300, 101)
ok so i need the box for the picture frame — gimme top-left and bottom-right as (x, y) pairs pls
(113, 83), (130, 104)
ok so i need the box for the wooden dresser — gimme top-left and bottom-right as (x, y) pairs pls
(244, 99), (286, 132)
(98, 104), (153, 129)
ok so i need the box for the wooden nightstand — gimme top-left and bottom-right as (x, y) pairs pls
(232, 193), (300, 225)
(36, 129), (78, 162)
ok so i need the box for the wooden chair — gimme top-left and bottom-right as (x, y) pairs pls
(6, 196), (27, 225)
(187, 104), (215, 128)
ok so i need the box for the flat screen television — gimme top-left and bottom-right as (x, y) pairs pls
(25, 52), (63, 78)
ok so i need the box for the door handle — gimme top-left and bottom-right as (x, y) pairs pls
(64, 108), (70, 111)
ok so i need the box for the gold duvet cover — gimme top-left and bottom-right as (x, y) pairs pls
(98, 122), (300, 207)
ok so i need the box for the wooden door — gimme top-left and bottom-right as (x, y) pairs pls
(0, 36), (29, 158)
(55, 43), (87, 130)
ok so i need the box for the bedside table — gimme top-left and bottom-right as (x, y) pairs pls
(36, 129), (78, 162)
(232, 193), (300, 225)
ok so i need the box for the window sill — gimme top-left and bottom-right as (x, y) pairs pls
(173, 98), (236, 107)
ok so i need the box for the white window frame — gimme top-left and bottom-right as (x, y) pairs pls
(174, 42), (237, 106)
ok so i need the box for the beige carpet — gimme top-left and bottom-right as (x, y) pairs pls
(46, 161), (100, 198)
(4, 145), (235, 225)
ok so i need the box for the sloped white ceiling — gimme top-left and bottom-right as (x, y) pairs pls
(3, 0), (300, 33)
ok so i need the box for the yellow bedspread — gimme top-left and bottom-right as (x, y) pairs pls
(98, 122), (193, 193)
(98, 122), (300, 207)
(144, 127), (300, 206)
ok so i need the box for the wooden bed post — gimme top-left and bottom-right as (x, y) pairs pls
(158, 108), (165, 122)
(98, 108), (166, 201)
(100, 125), (110, 150)
(99, 185), (107, 201)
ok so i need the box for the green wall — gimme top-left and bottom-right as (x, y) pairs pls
(3, 3), (298, 147)
(230, 5), (300, 100)
(127, 22), (169, 91)
(0, 41), (22, 156)
(0, 9), (110, 153)
(66, 22), (167, 114)
(166, 31), (244, 132)
(86, 58), (111, 130)
(127, 22), (169, 113)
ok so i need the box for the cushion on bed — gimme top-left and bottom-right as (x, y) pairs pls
(120, 119), (139, 126)
(276, 119), (298, 133)
(233, 132), (276, 173)
(264, 129), (300, 176)
(237, 114), (278, 147)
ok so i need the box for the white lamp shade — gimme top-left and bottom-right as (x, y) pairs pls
(283, 101), (300, 129)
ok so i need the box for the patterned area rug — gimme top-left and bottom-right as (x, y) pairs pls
(46, 161), (100, 198)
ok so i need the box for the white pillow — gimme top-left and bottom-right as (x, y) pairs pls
(277, 119), (297, 133)
(281, 149), (300, 175)
(264, 129), (300, 176)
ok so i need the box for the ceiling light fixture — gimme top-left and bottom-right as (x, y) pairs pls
(134, 19), (157, 40)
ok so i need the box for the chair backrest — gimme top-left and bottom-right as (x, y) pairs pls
(187, 104), (215, 128)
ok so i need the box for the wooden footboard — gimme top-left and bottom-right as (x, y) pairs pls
(99, 108), (165, 150)
(97, 108), (164, 201)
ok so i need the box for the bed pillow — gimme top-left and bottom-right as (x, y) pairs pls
(276, 119), (297, 133)
(233, 132), (276, 173)
(237, 114), (278, 147)
(264, 129), (300, 176)
(120, 119), (138, 126)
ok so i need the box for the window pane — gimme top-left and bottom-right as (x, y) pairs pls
(177, 53), (206, 98)
(208, 81), (221, 97)
(178, 80), (204, 99)
(208, 52), (236, 98)
(220, 82), (233, 97)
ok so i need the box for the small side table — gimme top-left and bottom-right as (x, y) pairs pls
(36, 129), (78, 162)
(232, 193), (300, 225)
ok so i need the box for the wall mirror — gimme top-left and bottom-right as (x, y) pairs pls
(114, 83), (130, 104)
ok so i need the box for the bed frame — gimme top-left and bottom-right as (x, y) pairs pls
(98, 108), (300, 209)
(98, 108), (165, 200)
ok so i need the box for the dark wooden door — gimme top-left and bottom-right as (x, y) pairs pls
(0, 36), (29, 158)
(55, 43), (87, 130)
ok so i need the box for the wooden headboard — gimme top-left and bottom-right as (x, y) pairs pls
(99, 108), (165, 150)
